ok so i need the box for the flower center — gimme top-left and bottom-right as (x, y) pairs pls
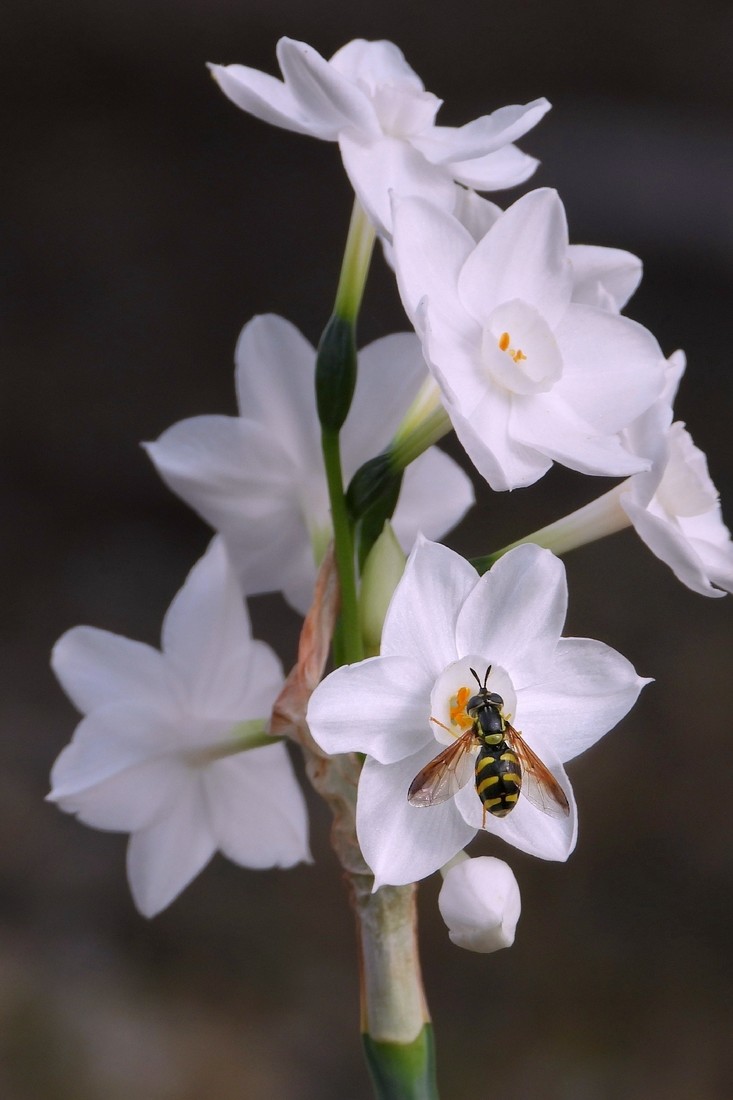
(498, 331), (527, 364)
(481, 300), (563, 396)
(431, 658), (517, 747)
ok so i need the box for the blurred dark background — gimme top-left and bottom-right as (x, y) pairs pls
(2, 1), (733, 1097)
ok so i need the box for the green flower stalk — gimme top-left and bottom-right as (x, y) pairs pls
(347, 379), (452, 524)
(353, 878), (438, 1100)
(473, 482), (630, 573)
(317, 198), (376, 664)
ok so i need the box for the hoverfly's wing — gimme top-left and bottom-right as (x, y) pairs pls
(407, 730), (477, 807)
(505, 724), (570, 819)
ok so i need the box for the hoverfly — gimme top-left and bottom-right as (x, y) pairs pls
(408, 666), (570, 823)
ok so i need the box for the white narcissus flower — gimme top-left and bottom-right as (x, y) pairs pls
(621, 421), (733, 596)
(145, 314), (473, 615)
(619, 351), (733, 596)
(48, 539), (310, 918)
(391, 188), (666, 491)
(209, 37), (549, 238)
(438, 854), (520, 953)
(517, 351), (733, 597)
(307, 539), (648, 888)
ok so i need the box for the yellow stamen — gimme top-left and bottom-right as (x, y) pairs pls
(449, 685), (473, 731)
(498, 330), (526, 363)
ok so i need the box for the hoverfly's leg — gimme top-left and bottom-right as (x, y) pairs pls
(430, 716), (453, 735)
(482, 804), (487, 829)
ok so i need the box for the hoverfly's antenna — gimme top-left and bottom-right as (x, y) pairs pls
(469, 665), (492, 691)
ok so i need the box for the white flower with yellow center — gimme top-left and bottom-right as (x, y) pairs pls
(307, 538), (648, 887)
(209, 37), (549, 238)
(391, 188), (666, 491)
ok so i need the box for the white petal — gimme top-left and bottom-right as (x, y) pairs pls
(339, 132), (455, 238)
(234, 314), (321, 470)
(443, 385), (551, 491)
(455, 545), (567, 687)
(161, 539), (283, 718)
(357, 749), (477, 887)
(392, 197), (475, 333)
(306, 656), (432, 763)
(205, 743), (310, 868)
(54, 756), (187, 833)
(451, 189), (502, 241)
(49, 703), (184, 831)
(280, 541), (324, 615)
(438, 856), (521, 952)
(569, 244), (642, 311)
(49, 702), (178, 798)
(663, 349), (686, 407)
(458, 189), (572, 330)
(392, 447), (474, 549)
(655, 423), (718, 517)
(329, 39), (424, 92)
(380, 537), (478, 677)
(451, 145), (542, 191)
(554, 305), (665, 434)
(413, 99), (550, 164)
(145, 416), (309, 598)
(515, 638), (650, 763)
(276, 38), (379, 138)
(688, 530), (733, 593)
(52, 626), (178, 716)
(208, 62), (321, 137)
(512, 394), (650, 478)
(622, 498), (727, 597)
(126, 783), (217, 917)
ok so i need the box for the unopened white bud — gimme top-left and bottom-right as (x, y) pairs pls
(438, 855), (520, 953)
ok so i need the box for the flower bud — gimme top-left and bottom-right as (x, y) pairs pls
(438, 855), (520, 953)
(315, 314), (357, 432)
(359, 522), (406, 656)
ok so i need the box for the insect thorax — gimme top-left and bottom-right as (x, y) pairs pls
(474, 703), (505, 745)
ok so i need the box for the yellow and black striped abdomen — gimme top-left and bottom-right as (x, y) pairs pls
(474, 743), (522, 818)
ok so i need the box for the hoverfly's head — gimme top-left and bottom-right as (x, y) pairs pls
(467, 667), (504, 715)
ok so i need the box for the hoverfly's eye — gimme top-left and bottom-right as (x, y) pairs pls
(465, 693), (483, 714)
(486, 692), (504, 707)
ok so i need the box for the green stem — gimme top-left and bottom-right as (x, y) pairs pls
(322, 428), (363, 665)
(333, 198), (376, 323)
(362, 1028), (438, 1100)
(390, 404), (452, 471)
(316, 198), (376, 664)
(350, 876), (438, 1099)
(184, 719), (283, 766)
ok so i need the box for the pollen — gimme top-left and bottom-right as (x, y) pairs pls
(498, 331), (527, 363)
(449, 686), (474, 731)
